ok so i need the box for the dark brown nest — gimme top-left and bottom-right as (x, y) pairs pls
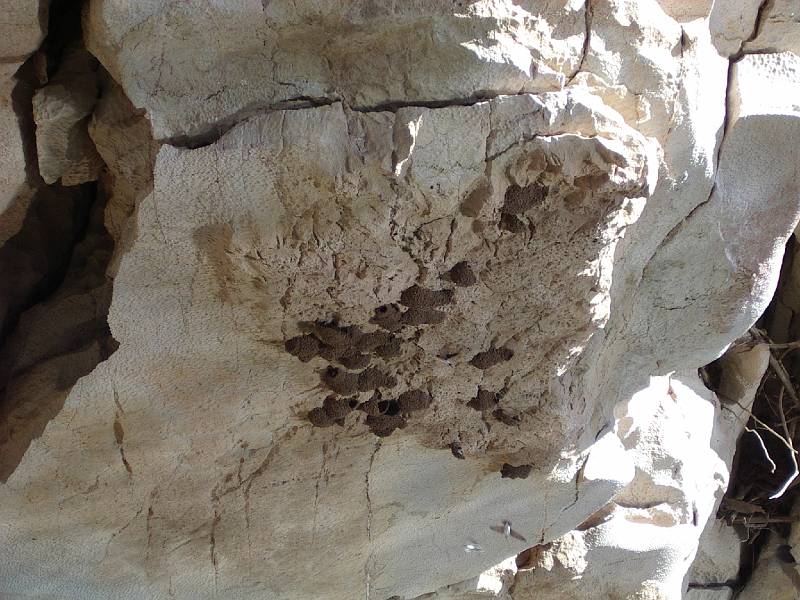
(399, 284), (454, 308)
(469, 347), (514, 370)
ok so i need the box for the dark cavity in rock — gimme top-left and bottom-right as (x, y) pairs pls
(500, 463), (533, 479)
(450, 441), (465, 459)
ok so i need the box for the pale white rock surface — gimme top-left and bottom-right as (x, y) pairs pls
(0, 91), (649, 600)
(511, 345), (767, 600)
(83, 0), (587, 141)
(1, 1), (800, 599)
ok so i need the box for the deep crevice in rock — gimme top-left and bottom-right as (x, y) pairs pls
(0, 180), (118, 483)
(566, 0), (593, 85)
(0, 0), (120, 482)
(163, 89), (532, 150)
(708, 232), (800, 594)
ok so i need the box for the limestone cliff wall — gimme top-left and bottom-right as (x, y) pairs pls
(0, 1), (799, 599)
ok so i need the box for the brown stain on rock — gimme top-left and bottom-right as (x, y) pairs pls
(192, 223), (235, 303)
(461, 184), (490, 217)
(113, 416), (124, 445)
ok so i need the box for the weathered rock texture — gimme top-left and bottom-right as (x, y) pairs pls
(0, 1), (799, 599)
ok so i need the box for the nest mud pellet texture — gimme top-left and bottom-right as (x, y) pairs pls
(500, 463), (533, 479)
(357, 367), (397, 392)
(321, 366), (360, 395)
(399, 285), (454, 308)
(375, 337), (402, 358)
(493, 409), (521, 426)
(397, 389), (432, 412)
(323, 395), (355, 419)
(370, 304), (404, 332)
(336, 351), (371, 370)
(499, 212), (527, 234)
(469, 347), (514, 370)
(503, 183), (546, 214)
(467, 389), (500, 411)
(285, 334), (322, 362)
(356, 331), (394, 352)
(443, 261), (477, 287)
(313, 322), (363, 348)
(359, 397), (385, 416)
(366, 414), (407, 437)
(401, 308), (446, 326)
(308, 407), (336, 427)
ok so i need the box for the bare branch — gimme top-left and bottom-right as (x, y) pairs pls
(770, 387), (800, 500)
(745, 426), (777, 474)
(769, 353), (800, 409)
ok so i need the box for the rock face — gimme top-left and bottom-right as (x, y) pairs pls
(32, 44), (103, 185)
(0, 1), (799, 599)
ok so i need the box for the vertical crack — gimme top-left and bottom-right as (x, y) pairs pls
(113, 413), (133, 477)
(209, 508), (221, 588)
(364, 440), (381, 600)
(566, 0), (593, 85)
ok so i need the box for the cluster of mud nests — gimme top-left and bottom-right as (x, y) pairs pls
(284, 260), (517, 441)
(285, 180), (546, 477)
